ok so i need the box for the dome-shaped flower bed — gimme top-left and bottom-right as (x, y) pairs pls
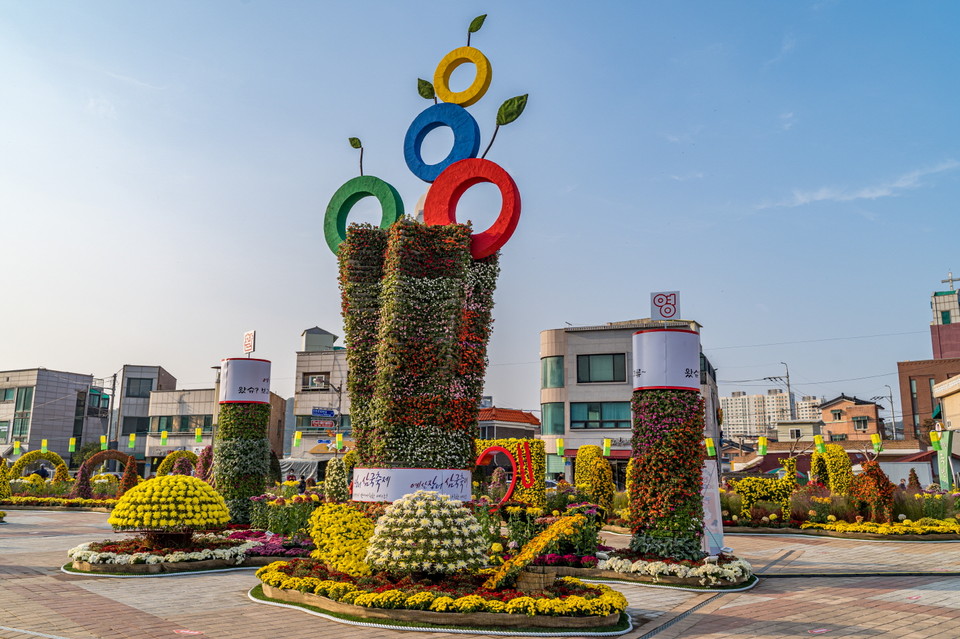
(365, 490), (486, 576)
(108, 475), (231, 548)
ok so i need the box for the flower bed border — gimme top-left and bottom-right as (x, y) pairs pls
(65, 555), (273, 576)
(2, 504), (113, 513)
(259, 583), (622, 629)
(550, 565), (752, 589)
(724, 526), (960, 541)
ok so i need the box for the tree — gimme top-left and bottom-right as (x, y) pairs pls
(72, 442), (101, 468)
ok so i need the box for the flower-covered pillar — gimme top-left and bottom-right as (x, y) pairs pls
(628, 328), (707, 560)
(213, 358), (271, 523)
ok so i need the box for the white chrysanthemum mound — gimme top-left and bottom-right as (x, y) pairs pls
(364, 490), (486, 576)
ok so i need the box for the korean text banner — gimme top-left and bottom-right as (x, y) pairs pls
(632, 328), (701, 392)
(219, 358), (271, 404)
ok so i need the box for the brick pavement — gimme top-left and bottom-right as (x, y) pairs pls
(3, 511), (960, 639)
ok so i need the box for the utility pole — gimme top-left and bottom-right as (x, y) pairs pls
(873, 384), (897, 440)
(780, 362), (794, 420)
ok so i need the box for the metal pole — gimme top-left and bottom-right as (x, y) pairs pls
(780, 362), (794, 420)
(885, 384), (895, 440)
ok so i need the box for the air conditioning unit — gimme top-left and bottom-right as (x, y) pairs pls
(307, 375), (330, 390)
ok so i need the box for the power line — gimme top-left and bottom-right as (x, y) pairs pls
(705, 330), (925, 351)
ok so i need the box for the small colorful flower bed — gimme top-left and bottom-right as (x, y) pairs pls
(800, 518), (960, 535)
(596, 551), (752, 586)
(226, 530), (314, 558)
(1, 496), (116, 508)
(256, 559), (626, 617)
(0, 511), (6, 522)
(68, 535), (256, 565)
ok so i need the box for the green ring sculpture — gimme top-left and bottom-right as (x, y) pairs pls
(324, 176), (403, 255)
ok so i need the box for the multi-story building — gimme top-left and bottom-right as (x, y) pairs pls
(818, 394), (884, 442)
(478, 407), (540, 440)
(931, 278), (960, 359)
(290, 328), (351, 459)
(143, 383), (286, 474)
(898, 358), (960, 439)
(111, 365), (177, 466)
(540, 318), (719, 488)
(795, 396), (821, 422)
(719, 388), (796, 438)
(0, 368), (110, 463)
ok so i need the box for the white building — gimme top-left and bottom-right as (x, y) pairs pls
(290, 328), (351, 459)
(720, 388), (798, 438)
(539, 318), (719, 489)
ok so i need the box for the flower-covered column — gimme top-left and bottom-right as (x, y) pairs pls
(628, 329), (706, 560)
(214, 358), (272, 523)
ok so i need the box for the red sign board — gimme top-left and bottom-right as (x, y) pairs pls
(243, 330), (256, 354)
(311, 419), (336, 428)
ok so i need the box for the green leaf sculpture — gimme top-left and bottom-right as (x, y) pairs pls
(467, 14), (486, 46)
(496, 94), (528, 126)
(417, 78), (436, 100)
(349, 137), (364, 176)
(469, 14), (487, 34)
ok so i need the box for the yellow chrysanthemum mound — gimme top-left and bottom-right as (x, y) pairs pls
(309, 503), (374, 576)
(108, 475), (231, 531)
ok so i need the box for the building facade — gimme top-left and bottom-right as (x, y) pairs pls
(0, 368), (109, 463)
(539, 318), (719, 487)
(292, 328), (350, 442)
(931, 287), (960, 359)
(111, 365), (177, 465)
(818, 394), (884, 442)
(719, 388), (797, 438)
(897, 357), (960, 439)
(478, 407), (541, 440)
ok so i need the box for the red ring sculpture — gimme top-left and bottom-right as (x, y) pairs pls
(475, 445), (517, 512)
(423, 158), (521, 260)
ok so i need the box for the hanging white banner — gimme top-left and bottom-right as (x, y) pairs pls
(632, 328), (701, 392)
(219, 358), (271, 404)
(351, 468), (472, 502)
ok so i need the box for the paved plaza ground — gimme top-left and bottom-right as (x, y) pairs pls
(3, 510), (960, 639)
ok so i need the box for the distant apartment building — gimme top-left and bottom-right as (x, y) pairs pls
(540, 318), (719, 488)
(111, 365), (177, 466)
(818, 394), (884, 442)
(0, 368), (110, 463)
(720, 388), (795, 438)
(795, 395), (821, 421)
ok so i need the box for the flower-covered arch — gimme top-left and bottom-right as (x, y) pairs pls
(156, 450), (199, 477)
(9, 449), (68, 478)
(72, 450), (139, 499)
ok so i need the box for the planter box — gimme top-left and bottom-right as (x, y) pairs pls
(548, 565), (748, 587)
(72, 559), (239, 574)
(724, 526), (960, 541)
(261, 584), (620, 629)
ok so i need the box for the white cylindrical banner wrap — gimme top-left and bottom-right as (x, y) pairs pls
(219, 358), (272, 404)
(351, 468), (472, 502)
(632, 328), (701, 392)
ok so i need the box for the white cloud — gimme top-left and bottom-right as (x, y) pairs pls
(757, 160), (960, 209)
(662, 125), (704, 144)
(763, 34), (797, 69)
(669, 172), (705, 182)
(779, 112), (795, 130)
(85, 97), (116, 119)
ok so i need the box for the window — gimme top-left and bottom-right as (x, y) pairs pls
(540, 357), (564, 389)
(13, 417), (30, 438)
(943, 310), (952, 325)
(126, 378), (153, 398)
(570, 402), (631, 429)
(830, 434), (848, 441)
(541, 403), (565, 435)
(852, 416), (869, 431)
(302, 372), (330, 390)
(929, 378), (937, 415)
(576, 354), (626, 383)
(0, 420), (8, 440)
(122, 416), (150, 434)
(831, 409), (842, 421)
(788, 428), (801, 440)
(15, 387), (33, 412)
(1, 388), (13, 401)
(12, 387), (33, 438)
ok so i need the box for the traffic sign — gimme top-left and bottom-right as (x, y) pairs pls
(312, 407), (337, 418)
(316, 439), (331, 444)
(311, 419), (336, 428)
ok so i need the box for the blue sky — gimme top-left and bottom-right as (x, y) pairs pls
(1, 1), (958, 426)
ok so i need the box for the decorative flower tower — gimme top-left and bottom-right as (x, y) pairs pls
(326, 15), (527, 499)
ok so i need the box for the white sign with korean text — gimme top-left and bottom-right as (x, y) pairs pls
(650, 291), (680, 320)
(352, 468), (472, 502)
(632, 329), (701, 392)
(219, 358), (271, 404)
(243, 330), (256, 354)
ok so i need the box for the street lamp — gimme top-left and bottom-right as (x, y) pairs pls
(871, 384), (896, 440)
